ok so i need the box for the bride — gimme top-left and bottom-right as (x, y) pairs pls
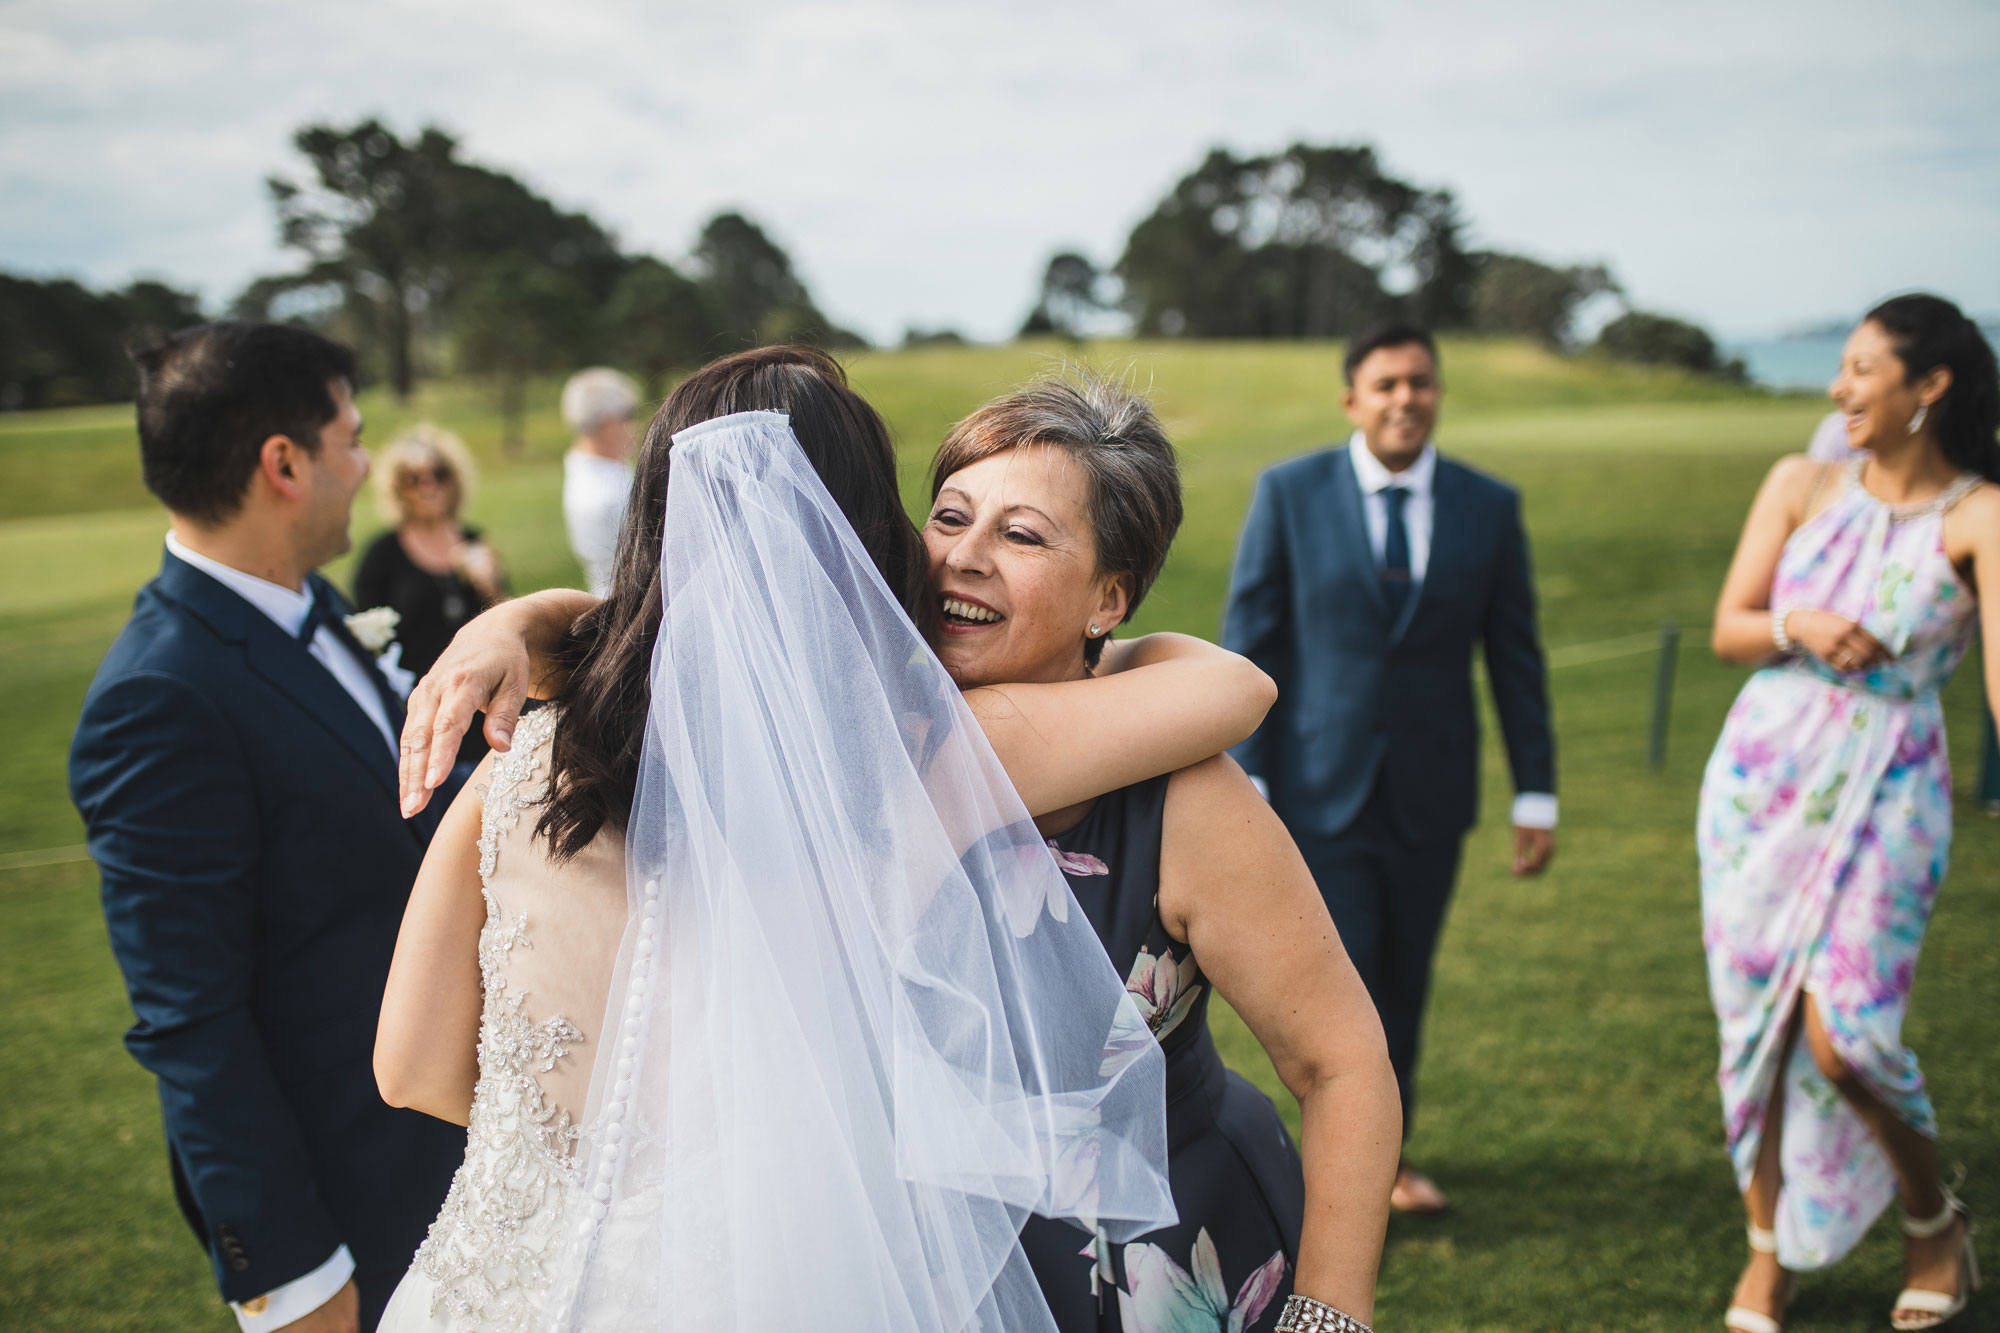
(371, 346), (1276, 1331)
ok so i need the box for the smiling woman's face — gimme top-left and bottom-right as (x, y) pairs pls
(1831, 319), (1943, 451)
(922, 445), (1130, 689)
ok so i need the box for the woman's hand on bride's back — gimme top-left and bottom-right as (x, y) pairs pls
(399, 589), (598, 814)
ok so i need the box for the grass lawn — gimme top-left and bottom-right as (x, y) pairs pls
(2, 338), (1993, 1331)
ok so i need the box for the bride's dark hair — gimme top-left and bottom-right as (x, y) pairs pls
(537, 345), (930, 860)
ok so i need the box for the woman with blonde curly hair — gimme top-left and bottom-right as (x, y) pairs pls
(354, 426), (509, 765)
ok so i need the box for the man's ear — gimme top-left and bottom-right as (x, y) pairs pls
(259, 434), (308, 501)
(1095, 572), (1134, 634)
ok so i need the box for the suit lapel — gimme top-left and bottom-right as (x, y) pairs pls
(1329, 448), (1389, 621)
(245, 617), (402, 801)
(1408, 457), (1471, 635)
(157, 552), (402, 801)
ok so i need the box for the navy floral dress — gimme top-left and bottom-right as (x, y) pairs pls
(1022, 774), (1306, 1333)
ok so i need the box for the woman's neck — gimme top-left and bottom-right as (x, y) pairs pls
(1861, 436), (1958, 505)
(403, 516), (456, 538)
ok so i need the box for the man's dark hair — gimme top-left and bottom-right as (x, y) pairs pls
(1342, 322), (1439, 385)
(133, 320), (359, 524)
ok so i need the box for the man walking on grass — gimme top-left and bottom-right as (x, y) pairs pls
(1223, 322), (1558, 1213)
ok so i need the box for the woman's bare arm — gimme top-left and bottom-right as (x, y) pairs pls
(375, 766), (490, 1124)
(1711, 455), (1892, 669)
(1946, 483), (2000, 717)
(1158, 753), (1400, 1322)
(964, 634), (1276, 817)
(403, 596), (1276, 820)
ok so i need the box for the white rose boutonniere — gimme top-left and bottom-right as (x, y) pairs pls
(345, 606), (401, 654)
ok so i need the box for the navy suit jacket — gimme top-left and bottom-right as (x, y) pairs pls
(1222, 445), (1555, 843)
(69, 550), (465, 1303)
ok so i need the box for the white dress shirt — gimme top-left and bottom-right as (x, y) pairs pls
(167, 533), (398, 758)
(1347, 431), (1437, 584)
(1345, 435), (1557, 831)
(563, 448), (634, 597)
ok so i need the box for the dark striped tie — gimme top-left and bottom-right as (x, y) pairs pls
(1381, 486), (1412, 621)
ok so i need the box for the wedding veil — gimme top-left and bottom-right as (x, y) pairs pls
(540, 411), (1175, 1331)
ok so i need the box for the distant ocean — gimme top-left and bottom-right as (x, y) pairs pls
(1728, 325), (2000, 393)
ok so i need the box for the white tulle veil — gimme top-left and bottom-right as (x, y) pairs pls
(539, 411), (1174, 1331)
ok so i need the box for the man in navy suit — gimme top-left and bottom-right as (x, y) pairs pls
(70, 323), (463, 1332)
(1223, 324), (1556, 1214)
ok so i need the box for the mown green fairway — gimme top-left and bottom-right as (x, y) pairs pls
(2, 339), (1993, 1331)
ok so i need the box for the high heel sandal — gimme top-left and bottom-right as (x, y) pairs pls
(1891, 1188), (1981, 1330)
(1726, 1223), (1796, 1333)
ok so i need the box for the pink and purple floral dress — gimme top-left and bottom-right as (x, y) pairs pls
(1698, 459), (1983, 1270)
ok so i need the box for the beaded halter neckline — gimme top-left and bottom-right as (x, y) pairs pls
(1844, 456), (1982, 524)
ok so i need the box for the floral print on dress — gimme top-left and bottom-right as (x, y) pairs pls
(1126, 946), (1204, 1042)
(1049, 840), (1110, 876)
(1118, 1229), (1287, 1333)
(1697, 461), (1979, 1271)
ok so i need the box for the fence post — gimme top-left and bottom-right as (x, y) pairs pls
(1648, 619), (1680, 771)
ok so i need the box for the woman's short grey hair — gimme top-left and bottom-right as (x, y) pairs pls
(930, 370), (1183, 667)
(374, 423), (477, 527)
(560, 367), (641, 436)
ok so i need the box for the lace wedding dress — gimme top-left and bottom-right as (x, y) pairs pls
(380, 706), (627, 1333)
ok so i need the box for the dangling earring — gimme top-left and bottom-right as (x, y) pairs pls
(1909, 402), (1929, 435)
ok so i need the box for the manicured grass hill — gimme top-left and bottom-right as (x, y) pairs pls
(2, 338), (1992, 1330)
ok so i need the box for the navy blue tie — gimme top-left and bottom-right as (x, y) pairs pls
(296, 580), (338, 643)
(1380, 486), (1412, 622)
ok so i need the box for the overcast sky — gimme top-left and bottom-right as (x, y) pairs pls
(3, 0), (1996, 345)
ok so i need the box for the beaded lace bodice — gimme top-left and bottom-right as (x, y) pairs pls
(407, 707), (629, 1332)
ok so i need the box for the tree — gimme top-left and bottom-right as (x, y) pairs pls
(452, 255), (595, 451)
(1019, 252), (1103, 338)
(691, 212), (858, 348)
(1469, 253), (1618, 348)
(604, 257), (717, 381)
(1594, 311), (1745, 379)
(0, 273), (203, 410)
(267, 121), (461, 398)
(1114, 144), (1475, 339)
(264, 120), (629, 399)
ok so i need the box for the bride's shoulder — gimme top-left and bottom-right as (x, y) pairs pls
(475, 706), (564, 876)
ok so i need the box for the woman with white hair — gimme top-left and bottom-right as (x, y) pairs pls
(561, 367), (642, 596)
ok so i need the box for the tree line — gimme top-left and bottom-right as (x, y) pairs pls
(1024, 143), (1744, 378)
(2, 129), (1743, 415)
(1, 120), (858, 428)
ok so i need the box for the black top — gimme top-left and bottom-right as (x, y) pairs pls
(352, 527), (501, 679)
(1022, 774), (1306, 1332)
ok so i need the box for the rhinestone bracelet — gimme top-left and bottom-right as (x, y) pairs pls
(1771, 607), (1796, 655)
(1275, 1293), (1373, 1333)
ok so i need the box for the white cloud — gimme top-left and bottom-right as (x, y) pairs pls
(1, 0), (1994, 341)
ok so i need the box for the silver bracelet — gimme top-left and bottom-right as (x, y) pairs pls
(1770, 608), (1795, 655)
(1275, 1293), (1373, 1333)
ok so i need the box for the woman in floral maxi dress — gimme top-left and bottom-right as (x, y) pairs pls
(1699, 294), (2000, 1332)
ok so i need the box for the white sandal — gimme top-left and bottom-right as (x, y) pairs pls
(1891, 1189), (1981, 1330)
(1726, 1223), (1796, 1333)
